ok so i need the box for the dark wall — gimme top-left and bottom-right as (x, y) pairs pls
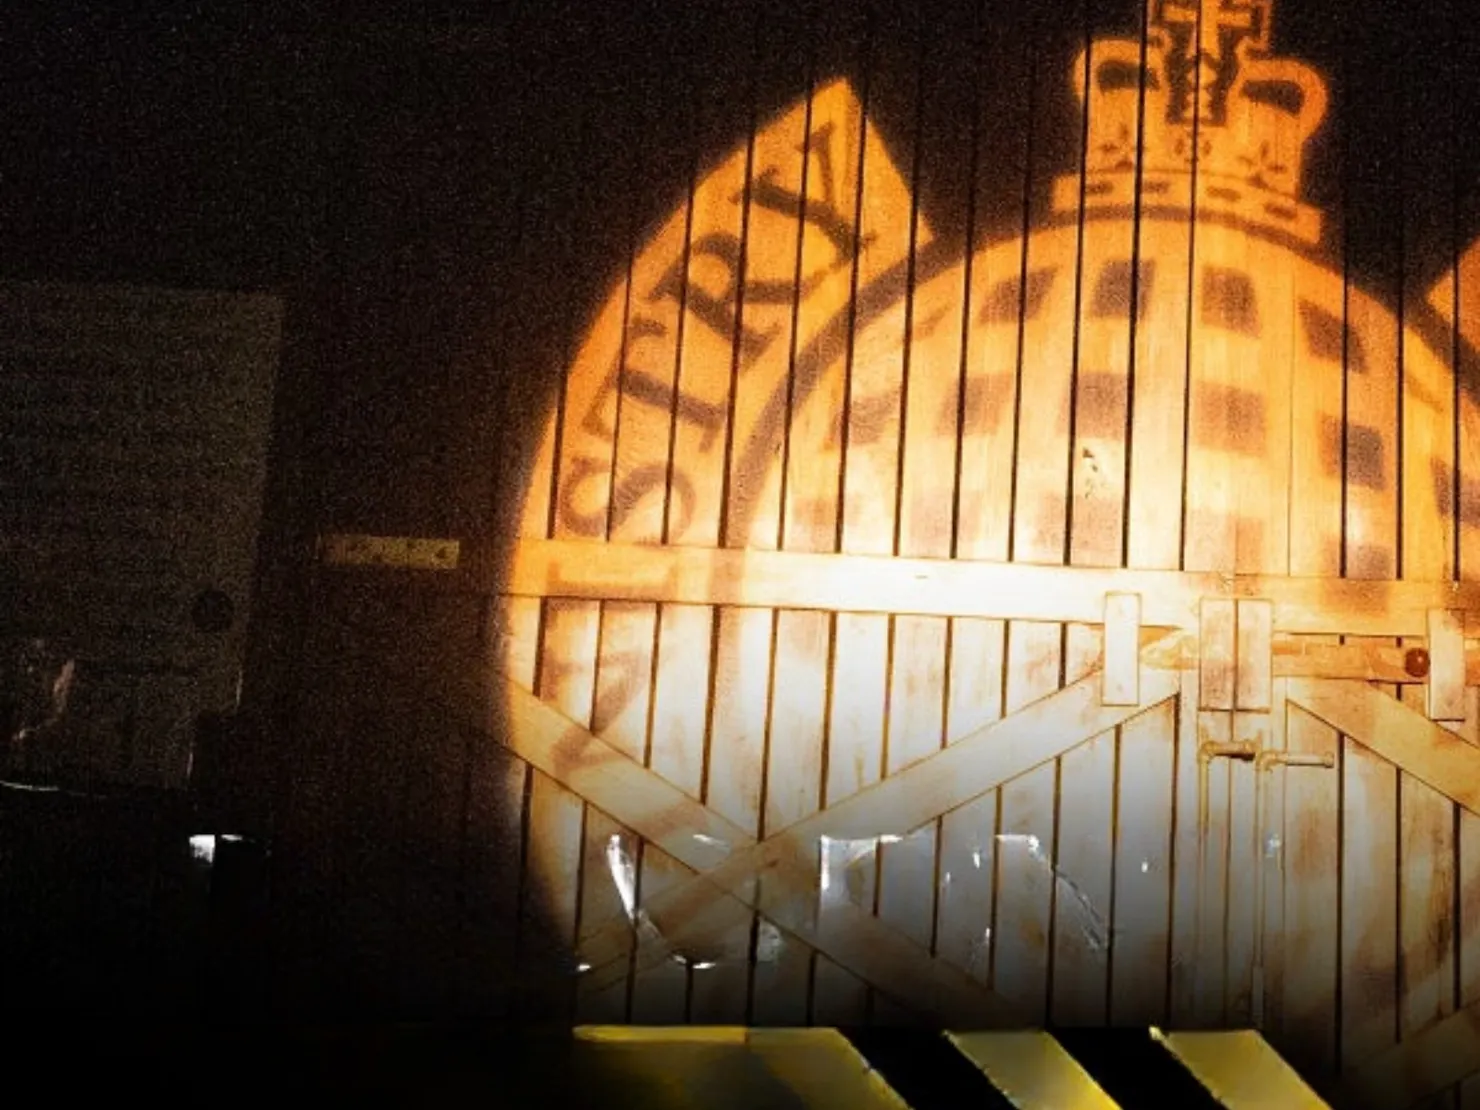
(6, 0), (1480, 1023)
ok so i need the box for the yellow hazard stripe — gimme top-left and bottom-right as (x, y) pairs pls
(573, 1024), (750, 1044)
(1151, 1029), (1332, 1109)
(946, 1030), (1121, 1109)
(748, 1030), (913, 1110)
(570, 1027), (910, 1109)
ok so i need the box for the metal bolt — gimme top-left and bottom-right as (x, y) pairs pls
(1405, 647), (1431, 679)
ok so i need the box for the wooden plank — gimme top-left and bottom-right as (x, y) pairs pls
(1340, 722), (1401, 1073)
(1430, 610), (1467, 722)
(1280, 699), (1341, 1076)
(936, 618), (1006, 991)
(1200, 599), (1237, 711)
(876, 613), (947, 1026)
(937, 13), (1029, 1011)
(814, 612), (887, 1025)
(1289, 681), (1480, 814)
(1053, 95), (1137, 1018)
(1401, 76), (1461, 1049)
(820, 11), (923, 1027)
(1118, 84), (1193, 1021)
(989, 0), (1086, 1026)
(1236, 601), (1274, 712)
(1461, 689), (1480, 1109)
(1052, 624), (1114, 1026)
(993, 620), (1063, 1028)
(1338, 88), (1404, 1061)
(767, 63), (881, 1027)
(1193, 709), (1234, 1028)
(706, 33), (812, 1022)
(1103, 594), (1141, 707)
(759, 610), (828, 1025)
(508, 535), (1480, 638)
(668, 1), (759, 1022)
(1274, 244), (1345, 1074)
(1111, 698), (1176, 1025)
(874, 0), (971, 1013)
(935, 0), (1021, 982)
(1255, 679), (1289, 1039)
(578, 64), (692, 1013)
(1456, 27), (1480, 1090)
(692, 607), (772, 1024)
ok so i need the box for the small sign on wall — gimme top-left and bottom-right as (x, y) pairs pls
(318, 534), (462, 571)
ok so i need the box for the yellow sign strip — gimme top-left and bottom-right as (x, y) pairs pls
(319, 533), (461, 571)
(1151, 1029), (1332, 1109)
(569, 1027), (911, 1110)
(748, 1030), (913, 1110)
(946, 1031), (1121, 1109)
(572, 1024), (749, 1045)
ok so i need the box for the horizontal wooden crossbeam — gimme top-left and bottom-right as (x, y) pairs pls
(506, 538), (1480, 640)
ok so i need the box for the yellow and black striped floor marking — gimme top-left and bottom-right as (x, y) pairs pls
(570, 1026), (1332, 1108)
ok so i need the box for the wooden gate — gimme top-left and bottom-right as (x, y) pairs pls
(493, 540), (1480, 1096)
(443, 3), (1480, 1103)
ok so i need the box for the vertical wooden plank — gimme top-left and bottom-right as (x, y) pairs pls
(526, 598), (598, 1021)
(1199, 600), (1237, 712)
(992, 0), (1082, 1026)
(573, 43), (696, 1014)
(636, 600), (710, 1021)
(1117, 7), (1190, 1013)
(655, 0), (755, 1026)
(1273, 241), (1345, 1076)
(935, 0), (1030, 1016)
(768, 62), (873, 1026)
(692, 606), (770, 1024)
(1113, 688), (1176, 1027)
(1455, 13), (1480, 1102)
(813, 612), (887, 1024)
(724, 4), (814, 1028)
(1428, 611), (1466, 723)
(936, 617), (1006, 989)
(1047, 18), (1143, 1026)
(1102, 594), (1141, 707)
(1192, 709), (1233, 1027)
(1340, 0), (1404, 1064)
(815, 2), (923, 1028)
(993, 618), (1062, 1024)
(1053, 623), (1114, 1026)
(875, 0), (975, 1027)
(1237, 602), (1274, 713)
(1459, 688), (1480, 1109)
(1400, 0), (1459, 1071)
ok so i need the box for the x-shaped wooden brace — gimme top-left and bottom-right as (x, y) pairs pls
(498, 631), (1184, 1025)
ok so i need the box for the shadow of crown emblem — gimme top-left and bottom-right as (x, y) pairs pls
(1054, 0), (1329, 244)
